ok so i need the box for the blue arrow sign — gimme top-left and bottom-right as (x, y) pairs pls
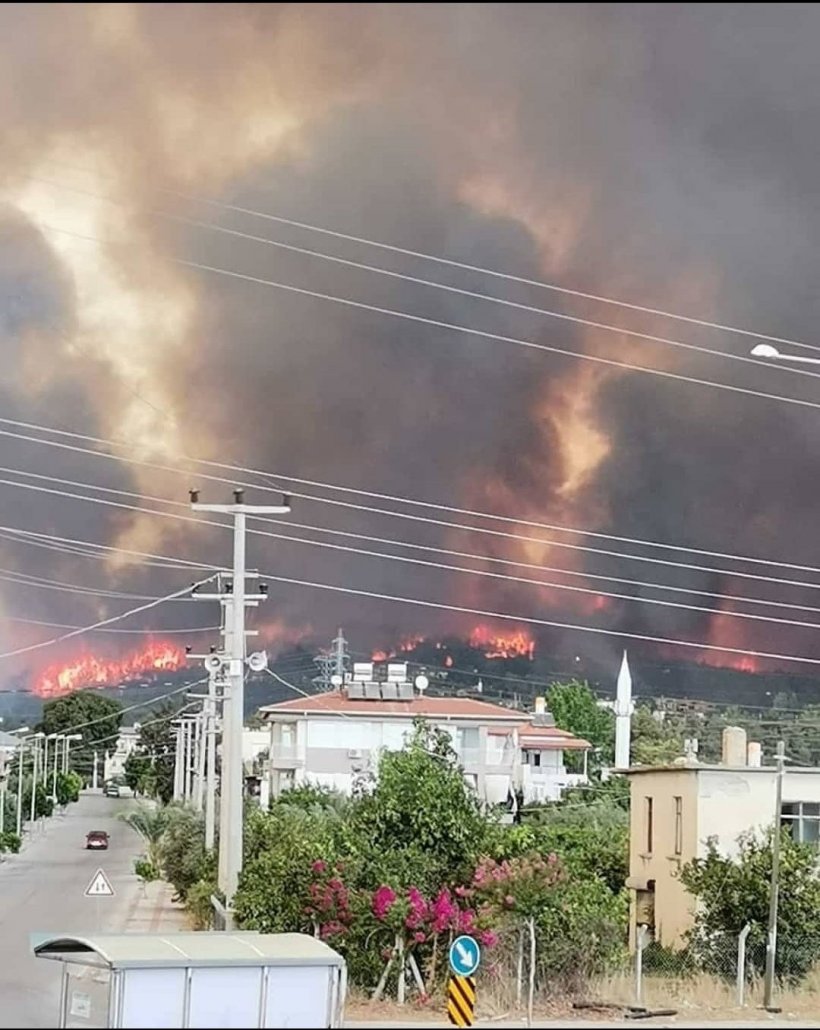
(449, 934), (481, 977)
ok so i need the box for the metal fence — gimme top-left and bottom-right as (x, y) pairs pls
(592, 928), (820, 1016)
(474, 924), (820, 1020)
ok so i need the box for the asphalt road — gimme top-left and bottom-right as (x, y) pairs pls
(0, 793), (140, 1029)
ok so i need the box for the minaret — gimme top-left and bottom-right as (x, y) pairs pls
(614, 650), (634, 769)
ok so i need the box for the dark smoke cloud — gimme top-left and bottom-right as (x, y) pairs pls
(0, 3), (819, 681)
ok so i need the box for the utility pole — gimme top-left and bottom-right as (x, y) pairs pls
(173, 725), (184, 801)
(16, 739), (25, 837)
(764, 741), (786, 1011)
(29, 734), (40, 825)
(184, 720), (193, 801)
(193, 713), (205, 812)
(190, 488), (291, 915)
(205, 668), (218, 849)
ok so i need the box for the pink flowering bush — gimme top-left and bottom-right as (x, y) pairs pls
(305, 860), (355, 943)
(470, 853), (564, 922)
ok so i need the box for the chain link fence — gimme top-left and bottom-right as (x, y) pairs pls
(588, 929), (820, 1016)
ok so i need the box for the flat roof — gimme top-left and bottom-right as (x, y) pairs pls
(31, 932), (344, 969)
(624, 763), (786, 775)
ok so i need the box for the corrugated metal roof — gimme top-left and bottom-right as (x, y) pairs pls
(31, 932), (344, 969)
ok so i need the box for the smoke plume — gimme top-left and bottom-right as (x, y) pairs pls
(1, 4), (819, 685)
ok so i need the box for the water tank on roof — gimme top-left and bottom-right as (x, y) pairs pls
(722, 726), (747, 766)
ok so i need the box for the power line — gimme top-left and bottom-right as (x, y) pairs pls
(3, 435), (820, 600)
(4, 471), (820, 632)
(38, 163), (820, 357)
(0, 573), (216, 662)
(257, 571), (820, 669)
(2, 615), (217, 634)
(0, 519), (814, 670)
(1, 413), (817, 577)
(36, 222), (820, 416)
(27, 177), (820, 385)
(154, 178), (820, 359)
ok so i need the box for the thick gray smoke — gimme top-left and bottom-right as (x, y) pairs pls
(1, 3), (819, 681)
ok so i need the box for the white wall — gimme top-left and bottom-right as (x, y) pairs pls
(697, 769), (777, 858)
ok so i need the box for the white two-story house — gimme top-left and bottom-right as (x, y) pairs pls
(259, 662), (589, 804)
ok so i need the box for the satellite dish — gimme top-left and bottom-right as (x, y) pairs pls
(414, 674), (429, 693)
(204, 654), (222, 673)
(247, 651), (268, 673)
(330, 674), (344, 687)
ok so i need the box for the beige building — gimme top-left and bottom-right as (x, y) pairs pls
(626, 728), (820, 948)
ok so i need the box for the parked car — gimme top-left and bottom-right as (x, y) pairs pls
(103, 783), (120, 798)
(85, 830), (109, 850)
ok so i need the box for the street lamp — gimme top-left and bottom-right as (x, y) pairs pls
(63, 734), (82, 775)
(751, 343), (820, 366)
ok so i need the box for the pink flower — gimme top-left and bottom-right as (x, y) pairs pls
(311, 860), (326, 874)
(504, 894), (515, 908)
(413, 931), (426, 944)
(479, 930), (499, 948)
(373, 884), (397, 921)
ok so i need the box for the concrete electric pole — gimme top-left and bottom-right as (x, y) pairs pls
(764, 740), (786, 1010)
(190, 488), (291, 915)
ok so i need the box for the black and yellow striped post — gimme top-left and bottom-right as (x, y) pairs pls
(447, 974), (476, 1027)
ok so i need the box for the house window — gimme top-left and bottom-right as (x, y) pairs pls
(781, 802), (820, 845)
(522, 749), (541, 767)
(674, 796), (683, 856)
(645, 797), (654, 855)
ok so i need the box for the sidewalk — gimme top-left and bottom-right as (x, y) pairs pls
(121, 879), (189, 933)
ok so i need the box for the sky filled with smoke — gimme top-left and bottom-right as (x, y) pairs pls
(1, 3), (820, 684)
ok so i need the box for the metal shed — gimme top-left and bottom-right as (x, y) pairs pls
(31, 931), (347, 1029)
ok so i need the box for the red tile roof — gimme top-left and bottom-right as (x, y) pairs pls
(517, 723), (591, 751)
(261, 690), (523, 721)
(261, 692), (590, 748)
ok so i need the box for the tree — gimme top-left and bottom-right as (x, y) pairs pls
(352, 721), (488, 892)
(125, 705), (177, 802)
(161, 805), (212, 902)
(546, 680), (615, 767)
(681, 828), (820, 982)
(39, 691), (122, 780)
(55, 770), (82, 806)
(630, 705), (684, 765)
(119, 803), (174, 871)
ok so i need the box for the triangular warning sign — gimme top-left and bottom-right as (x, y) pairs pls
(84, 868), (115, 898)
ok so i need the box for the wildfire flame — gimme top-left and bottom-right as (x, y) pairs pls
(371, 634), (426, 662)
(34, 640), (187, 698)
(469, 625), (535, 660)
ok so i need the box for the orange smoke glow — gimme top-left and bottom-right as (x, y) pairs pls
(469, 624), (535, 660)
(34, 639), (187, 698)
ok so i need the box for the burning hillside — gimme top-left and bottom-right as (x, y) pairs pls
(34, 640), (187, 698)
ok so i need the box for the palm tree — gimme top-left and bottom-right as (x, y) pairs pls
(119, 803), (174, 872)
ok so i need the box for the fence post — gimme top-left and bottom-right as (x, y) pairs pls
(635, 924), (650, 1009)
(736, 924), (751, 1007)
